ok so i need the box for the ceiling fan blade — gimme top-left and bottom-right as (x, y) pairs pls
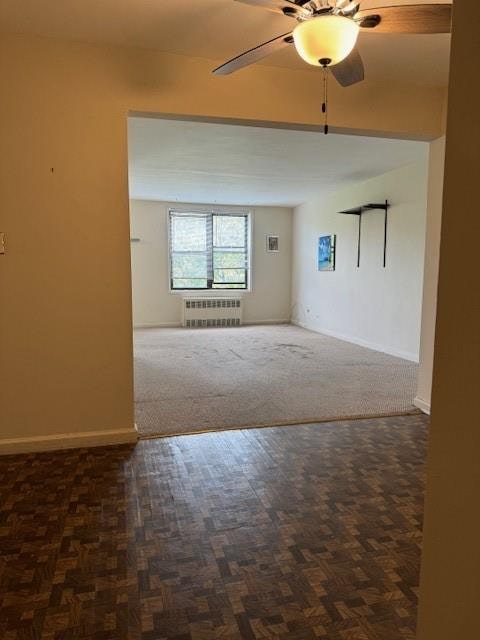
(234, 0), (310, 19)
(330, 47), (364, 86)
(336, 0), (359, 12)
(356, 3), (452, 34)
(213, 32), (293, 75)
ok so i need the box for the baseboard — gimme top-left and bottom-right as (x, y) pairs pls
(0, 425), (138, 456)
(135, 320), (290, 329)
(243, 319), (290, 326)
(293, 320), (419, 363)
(414, 396), (431, 415)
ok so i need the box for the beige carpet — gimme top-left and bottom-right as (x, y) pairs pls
(134, 324), (419, 437)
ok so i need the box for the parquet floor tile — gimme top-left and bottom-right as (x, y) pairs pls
(0, 415), (428, 639)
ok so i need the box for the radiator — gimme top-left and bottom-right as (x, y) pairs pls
(182, 297), (243, 328)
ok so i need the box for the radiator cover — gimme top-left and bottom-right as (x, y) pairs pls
(182, 297), (243, 328)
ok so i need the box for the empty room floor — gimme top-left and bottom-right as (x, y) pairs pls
(134, 324), (418, 438)
(0, 414), (427, 640)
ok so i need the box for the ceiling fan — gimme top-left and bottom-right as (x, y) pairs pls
(213, 1), (452, 88)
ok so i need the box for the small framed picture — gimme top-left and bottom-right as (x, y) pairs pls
(318, 234), (336, 271)
(266, 235), (279, 252)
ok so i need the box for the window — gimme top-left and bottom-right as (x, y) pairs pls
(169, 211), (250, 290)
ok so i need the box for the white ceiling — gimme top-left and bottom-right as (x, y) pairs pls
(0, 0), (451, 87)
(128, 116), (428, 207)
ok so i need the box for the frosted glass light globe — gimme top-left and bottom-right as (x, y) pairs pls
(293, 15), (360, 67)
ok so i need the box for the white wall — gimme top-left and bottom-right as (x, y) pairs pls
(130, 200), (292, 326)
(291, 157), (429, 361)
(415, 137), (446, 413)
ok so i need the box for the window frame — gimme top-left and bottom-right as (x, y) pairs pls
(168, 208), (252, 293)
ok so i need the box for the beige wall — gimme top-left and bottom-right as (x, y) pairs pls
(291, 159), (429, 361)
(0, 32), (446, 451)
(414, 136), (446, 413)
(130, 200), (292, 326)
(417, 0), (480, 637)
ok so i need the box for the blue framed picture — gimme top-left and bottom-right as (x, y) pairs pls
(318, 235), (336, 271)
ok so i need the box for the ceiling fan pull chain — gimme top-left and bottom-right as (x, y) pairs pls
(322, 63), (329, 135)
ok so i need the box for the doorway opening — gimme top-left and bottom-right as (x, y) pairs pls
(127, 114), (433, 438)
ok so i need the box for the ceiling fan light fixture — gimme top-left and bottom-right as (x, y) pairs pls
(293, 15), (360, 67)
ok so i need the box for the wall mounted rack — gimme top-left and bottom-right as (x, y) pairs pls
(338, 200), (390, 268)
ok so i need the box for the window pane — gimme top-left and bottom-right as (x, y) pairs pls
(213, 215), (246, 248)
(172, 254), (207, 279)
(171, 215), (207, 251)
(213, 268), (246, 285)
(213, 251), (247, 269)
(169, 212), (249, 290)
(172, 278), (208, 289)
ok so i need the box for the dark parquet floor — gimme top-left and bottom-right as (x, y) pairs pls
(0, 414), (428, 640)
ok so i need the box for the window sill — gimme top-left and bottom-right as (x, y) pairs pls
(169, 289), (251, 296)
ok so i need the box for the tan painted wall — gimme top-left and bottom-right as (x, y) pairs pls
(417, 1), (480, 637)
(415, 136), (446, 413)
(0, 32), (446, 447)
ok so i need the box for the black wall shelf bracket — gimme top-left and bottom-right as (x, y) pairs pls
(338, 201), (390, 268)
